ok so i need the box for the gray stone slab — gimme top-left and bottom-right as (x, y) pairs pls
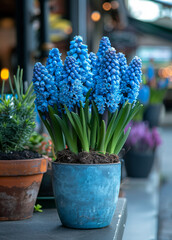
(158, 179), (172, 240)
(122, 169), (160, 240)
(0, 198), (127, 240)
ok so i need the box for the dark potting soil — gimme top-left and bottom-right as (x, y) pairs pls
(56, 149), (119, 164)
(0, 150), (42, 160)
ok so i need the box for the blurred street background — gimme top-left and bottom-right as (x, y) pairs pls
(0, 0), (172, 239)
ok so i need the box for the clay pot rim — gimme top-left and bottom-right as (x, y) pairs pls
(0, 155), (48, 163)
(0, 156), (48, 176)
(52, 161), (121, 166)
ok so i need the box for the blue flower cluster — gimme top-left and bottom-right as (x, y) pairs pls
(89, 52), (97, 74)
(32, 62), (58, 113)
(117, 52), (127, 80)
(67, 36), (93, 95)
(32, 35), (143, 115)
(58, 56), (85, 112)
(97, 36), (111, 60)
(46, 48), (63, 86)
(94, 48), (121, 114)
(120, 56), (142, 104)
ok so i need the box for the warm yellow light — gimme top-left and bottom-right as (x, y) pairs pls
(102, 2), (111, 11)
(1, 68), (9, 80)
(91, 11), (101, 22)
(111, 1), (119, 10)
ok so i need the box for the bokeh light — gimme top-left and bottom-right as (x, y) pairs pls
(102, 2), (111, 11)
(1, 68), (9, 81)
(111, 1), (119, 10)
(91, 11), (101, 22)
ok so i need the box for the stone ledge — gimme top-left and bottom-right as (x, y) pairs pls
(122, 168), (160, 240)
(0, 198), (127, 240)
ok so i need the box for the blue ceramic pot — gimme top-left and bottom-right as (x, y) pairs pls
(52, 162), (121, 229)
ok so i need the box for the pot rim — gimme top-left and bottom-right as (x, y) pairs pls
(0, 156), (48, 176)
(0, 155), (48, 163)
(52, 161), (121, 166)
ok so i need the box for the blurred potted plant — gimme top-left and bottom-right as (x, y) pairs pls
(32, 36), (142, 229)
(124, 121), (161, 178)
(0, 68), (48, 221)
(143, 87), (166, 127)
(28, 132), (54, 198)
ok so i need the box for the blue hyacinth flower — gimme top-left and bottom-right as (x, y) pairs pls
(117, 52), (128, 79)
(67, 36), (93, 96)
(120, 56), (142, 104)
(59, 56), (85, 112)
(97, 36), (111, 59)
(32, 62), (58, 113)
(46, 48), (63, 87)
(94, 48), (121, 114)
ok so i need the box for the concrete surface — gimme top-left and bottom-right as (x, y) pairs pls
(122, 169), (160, 240)
(0, 198), (127, 240)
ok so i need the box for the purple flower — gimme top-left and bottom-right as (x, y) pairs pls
(125, 121), (161, 151)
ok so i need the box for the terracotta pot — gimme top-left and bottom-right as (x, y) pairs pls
(0, 157), (48, 221)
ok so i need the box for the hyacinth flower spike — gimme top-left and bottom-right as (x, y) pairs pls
(46, 48), (63, 86)
(32, 62), (65, 152)
(117, 52), (128, 80)
(97, 36), (111, 60)
(94, 47), (121, 115)
(59, 56), (85, 112)
(67, 35), (93, 96)
(32, 62), (58, 114)
(120, 56), (142, 104)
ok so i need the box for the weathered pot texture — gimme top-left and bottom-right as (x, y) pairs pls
(0, 157), (48, 221)
(124, 150), (154, 178)
(52, 162), (121, 229)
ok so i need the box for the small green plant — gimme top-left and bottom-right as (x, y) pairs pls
(149, 88), (166, 104)
(28, 132), (54, 160)
(0, 67), (36, 153)
(34, 204), (43, 213)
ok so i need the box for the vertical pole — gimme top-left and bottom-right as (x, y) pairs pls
(16, 0), (28, 83)
(16, 0), (34, 88)
(70, 0), (87, 44)
(39, 0), (50, 58)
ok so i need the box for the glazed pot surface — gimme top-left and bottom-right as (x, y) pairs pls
(124, 151), (154, 178)
(52, 162), (121, 229)
(0, 158), (48, 221)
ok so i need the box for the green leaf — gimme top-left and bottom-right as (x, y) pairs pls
(1, 80), (5, 99)
(80, 104), (89, 146)
(90, 110), (98, 150)
(48, 106), (65, 152)
(108, 103), (131, 154)
(104, 109), (118, 151)
(85, 88), (92, 101)
(38, 111), (56, 145)
(97, 120), (106, 154)
(8, 74), (14, 95)
(71, 112), (89, 152)
(92, 102), (100, 150)
(20, 69), (23, 96)
(114, 127), (131, 155)
(64, 105), (77, 133)
(54, 114), (78, 154)
(84, 99), (90, 126)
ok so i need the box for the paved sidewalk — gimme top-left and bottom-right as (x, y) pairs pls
(122, 169), (159, 240)
(158, 180), (172, 240)
(158, 121), (172, 240)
